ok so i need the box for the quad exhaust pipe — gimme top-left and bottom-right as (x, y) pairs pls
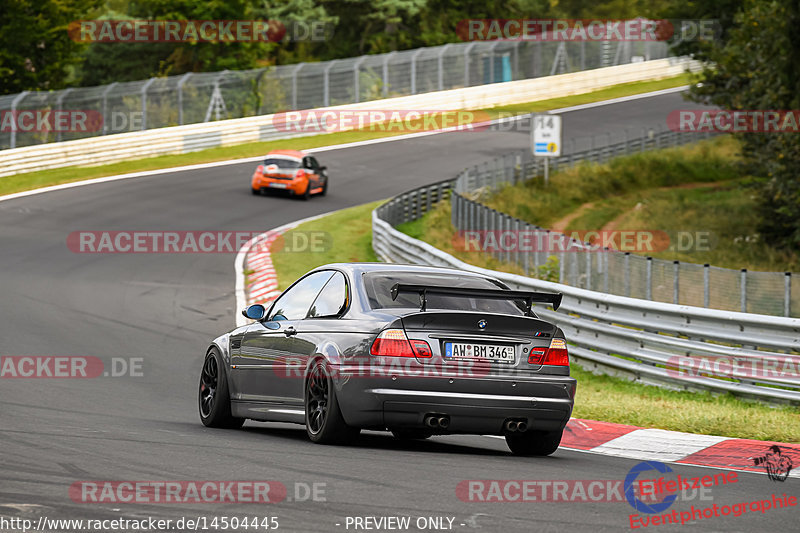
(504, 419), (528, 433)
(424, 414), (450, 429)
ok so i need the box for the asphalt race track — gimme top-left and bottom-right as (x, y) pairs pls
(1, 92), (795, 532)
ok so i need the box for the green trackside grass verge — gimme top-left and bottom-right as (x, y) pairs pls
(270, 198), (800, 443)
(0, 73), (691, 198)
(463, 135), (799, 272)
(270, 201), (381, 291)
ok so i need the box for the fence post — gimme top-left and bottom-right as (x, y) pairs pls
(9, 91), (29, 149)
(101, 83), (117, 135)
(56, 88), (73, 142)
(646, 257), (653, 300)
(382, 52), (395, 97)
(489, 41), (500, 83)
(177, 72), (192, 125)
(624, 252), (631, 297)
(785, 272), (792, 317)
(703, 264), (710, 308)
(410, 49), (424, 94)
(740, 269), (747, 313)
(463, 42), (477, 87)
(523, 223), (530, 276)
(559, 243), (566, 284)
(586, 251), (592, 290)
(323, 60), (337, 106)
(673, 260), (680, 304)
(140, 77), (157, 131)
(580, 40), (586, 70)
(291, 63), (305, 109)
(603, 249), (610, 293)
(353, 56), (367, 103)
(437, 44), (451, 91)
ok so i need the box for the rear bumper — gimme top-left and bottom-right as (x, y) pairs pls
(335, 370), (575, 435)
(253, 177), (306, 194)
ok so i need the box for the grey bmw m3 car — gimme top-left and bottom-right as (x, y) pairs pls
(198, 263), (576, 456)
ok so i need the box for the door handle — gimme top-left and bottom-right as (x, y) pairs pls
(284, 326), (297, 337)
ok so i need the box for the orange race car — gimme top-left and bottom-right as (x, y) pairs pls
(250, 149), (329, 199)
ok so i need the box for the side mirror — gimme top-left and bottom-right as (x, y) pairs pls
(319, 165), (327, 171)
(241, 304), (266, 320)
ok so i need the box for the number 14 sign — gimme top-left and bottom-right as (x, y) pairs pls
(531, 114), (562, 157)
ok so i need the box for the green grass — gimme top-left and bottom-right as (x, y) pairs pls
(2, 74), (691, 198)
(487, 72), (692, 116)
(270, 201), (800, 443)
(485, 136), (743, 228)
(473, 135), (799, 272)
(571, 366), (800, 442)
(270, 201), (381, 290)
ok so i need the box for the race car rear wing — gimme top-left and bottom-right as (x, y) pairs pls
(390, 283), (562, 315)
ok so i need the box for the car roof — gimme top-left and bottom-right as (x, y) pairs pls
(266, 149), (306, 159)
(313, 262), (496, 280)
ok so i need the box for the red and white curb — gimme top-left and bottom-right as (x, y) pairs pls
(559, 418), (799, 477)
(234, 212), (335, 327)
(233, 216), (797, 476)
(245, 232), (284, 305)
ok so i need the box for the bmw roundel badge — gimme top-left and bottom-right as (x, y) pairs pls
(477, 319), (487, 329)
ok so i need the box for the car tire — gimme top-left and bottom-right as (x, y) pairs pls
(505, 429), (562, 456)
(198, 347), (245, 429)
(301, 182), (312, 201)
(391, 429), (432, 440)
(305, 359), (359, 444)
(319, 178), (328, 196)
(251, 187), (260, 196)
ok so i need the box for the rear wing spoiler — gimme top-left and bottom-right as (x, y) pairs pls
(390, 283), (562, 315)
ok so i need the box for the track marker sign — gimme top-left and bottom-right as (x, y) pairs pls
(531, 114), (562, 185)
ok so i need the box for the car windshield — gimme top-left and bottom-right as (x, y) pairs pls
(363, 271), (525, 314)
(263, 157), (301, 169)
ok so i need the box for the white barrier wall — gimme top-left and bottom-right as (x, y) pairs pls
(0, 58), (700, 178)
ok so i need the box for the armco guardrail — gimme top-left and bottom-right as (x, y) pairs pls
(372, 168), (800, 406)
(0, 57), (699, 178)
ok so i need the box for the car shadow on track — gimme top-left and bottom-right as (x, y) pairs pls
(236, 423), (527, 457)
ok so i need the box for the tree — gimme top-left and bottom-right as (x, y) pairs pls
(0, 0), (101, 93)
(690, 0), (800, 249)
(77, 0), (277, 86)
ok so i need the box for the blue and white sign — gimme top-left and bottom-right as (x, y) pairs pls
(531, 114), (562, 157)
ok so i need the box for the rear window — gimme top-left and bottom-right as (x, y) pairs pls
(363, 272), (525, 314)
(263, 157), (301, 169)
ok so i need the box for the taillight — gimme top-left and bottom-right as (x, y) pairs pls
(528, 347), (547, 364)
(370, 329), (431, 358)
(528, 339), (569, 366)
(296, 169), (306, 179)
(256, 165), (264, 174)
(410, 340), (432, 358)
(544, 338), (569, 366)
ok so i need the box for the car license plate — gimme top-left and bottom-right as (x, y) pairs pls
(444, 342), (515, 363)
(268, 183), (287, 189)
